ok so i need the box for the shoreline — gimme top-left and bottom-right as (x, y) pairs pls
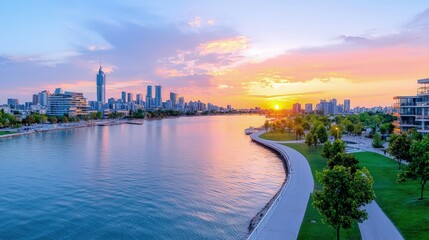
(246, 132), (291, 238)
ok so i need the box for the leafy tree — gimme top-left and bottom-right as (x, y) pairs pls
(312, 133), (319, 147)
(302, 121), (311, 131)
(387, 133), (412, 169)
(321, 139), (345, 159)
(329, 125), (342, 139)
(264, 120), (270, 131)
(398, 135), (429, 199)
(408, 128), (423, 141)
(62, 116), (69, 123)
(316, 125), (328, 144)
(312, 166), (375, 240)
(372, 133), (383, 148)
(353, 122), (364, 136)
(327, 153), (359, 174)
(305, 133), (313, 148)
(379, 125), (387, 135)
(294, 125), (304, 140)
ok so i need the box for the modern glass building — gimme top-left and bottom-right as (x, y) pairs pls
(170, 92), (178, 108)
(146, 86), (153, 109)
(394, 78), (429, 134)
(155, 85), (162, 108)
(96, 66), (106, 104)
(48, 92), (89, 117)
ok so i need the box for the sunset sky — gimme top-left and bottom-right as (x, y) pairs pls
(1, 1), (429, 109)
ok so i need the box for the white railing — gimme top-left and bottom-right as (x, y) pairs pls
(246, 132), (292, 240)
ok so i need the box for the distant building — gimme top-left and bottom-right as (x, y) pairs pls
(344, 99), (351, 113)
(293, 103), (301, 114)
(127, 92), (133, 103)
(96, 65), (106, 104)
(305, 103), (313, 113)
(7, 99), (19, 109)
(146, 86), (153, 109)
(54, 88), (63, 95)
(155, 85), (162, 107)
(48, 91), (89, 117)
(170, 92), (178, 108)
(136, 94), (142, 105)
(121, 91), (127, 103)
(394, 78), (429, 134)
(32, 94), (39, 105)
(38, 90), (50, 106)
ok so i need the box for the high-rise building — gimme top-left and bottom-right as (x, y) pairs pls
(344, 99), (351, 113)
(7, 99), (19, 108)
(121, 91), (127, 103)
(170, 92), (178, 108)
(38, 90), (50, 106)
(329, 98), (337, 115)
(32, 94), (39, 105)
(146, 86), (153, 109)
(96, 65), (106, 104)
(127, 92), (134, 103)
(178, 97), (185, 110)
(292, 103), (301, 114)
(48, 91), (89, 117)
(394, 78), (429, 135)
(155, 85), (162, 107)
(136, 94), (142, 105)
(55, 88), (63, 95)
(305, 103), (313, 113)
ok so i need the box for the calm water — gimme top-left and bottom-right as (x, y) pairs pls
(0, 115), (284, 239)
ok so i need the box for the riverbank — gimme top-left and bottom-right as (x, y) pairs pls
(0, 119), (136, 139)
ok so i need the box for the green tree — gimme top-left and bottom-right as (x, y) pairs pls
(372, 133), (383, 148)
(353, 122), (364, 136)
(312, 166), (375, 240)
(305, 133), (313, 148)
(329, 125), (342, 139)
(294, 125), (305, 140)
(316, 125), (328, 144)
(398, 135), (429, 199)
(62, 116), (69, 123)
(312, 133), (319, 147)
(321, 139), (345, 159)
(387, 133), (412, 169)
(264, 120), (270, 131)
(327, 153), (359, 174)
(379, 125), (388, 135)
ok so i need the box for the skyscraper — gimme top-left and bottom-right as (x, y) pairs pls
(38, 90), (49, 106)
(96, 65), (106, 104)
(292, 103), (301, 114)
(127, 92), (134, 103)
(136, 94), (142, 105)
(170, 92), (178, 108)
(305, 103), (313, 113)
(155, 85), (162, 108)
(344, 99), (351, 113)
(146, 86), (153, 109)
(121, 91), (127, 103)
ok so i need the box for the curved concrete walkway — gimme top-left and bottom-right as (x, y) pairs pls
(332, 136), (404, 239)
(247, 131), (314, 240)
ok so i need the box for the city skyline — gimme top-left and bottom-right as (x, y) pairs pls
(1, 1), (429, 108)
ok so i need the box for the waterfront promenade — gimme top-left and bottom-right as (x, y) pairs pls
(247, 131), (314, 240)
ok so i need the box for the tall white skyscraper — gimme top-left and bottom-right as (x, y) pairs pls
(170, 92), (178, 108)
(96, 65), (106, 104)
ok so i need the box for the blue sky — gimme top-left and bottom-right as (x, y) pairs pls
(1, 1), (429, 107)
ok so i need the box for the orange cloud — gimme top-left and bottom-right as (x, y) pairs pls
(198, 36), (249, 55)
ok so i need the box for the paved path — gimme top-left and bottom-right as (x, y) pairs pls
(359, 202), (404, 240)
(341, 135), (404, 240)
(247, 132), (314, 240)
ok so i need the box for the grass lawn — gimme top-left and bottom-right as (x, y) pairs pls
(353, 152), (429, 239)
(284, 143), (361, 240)
(0, 131), (12, 136)
(259, 131), (301, 141)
